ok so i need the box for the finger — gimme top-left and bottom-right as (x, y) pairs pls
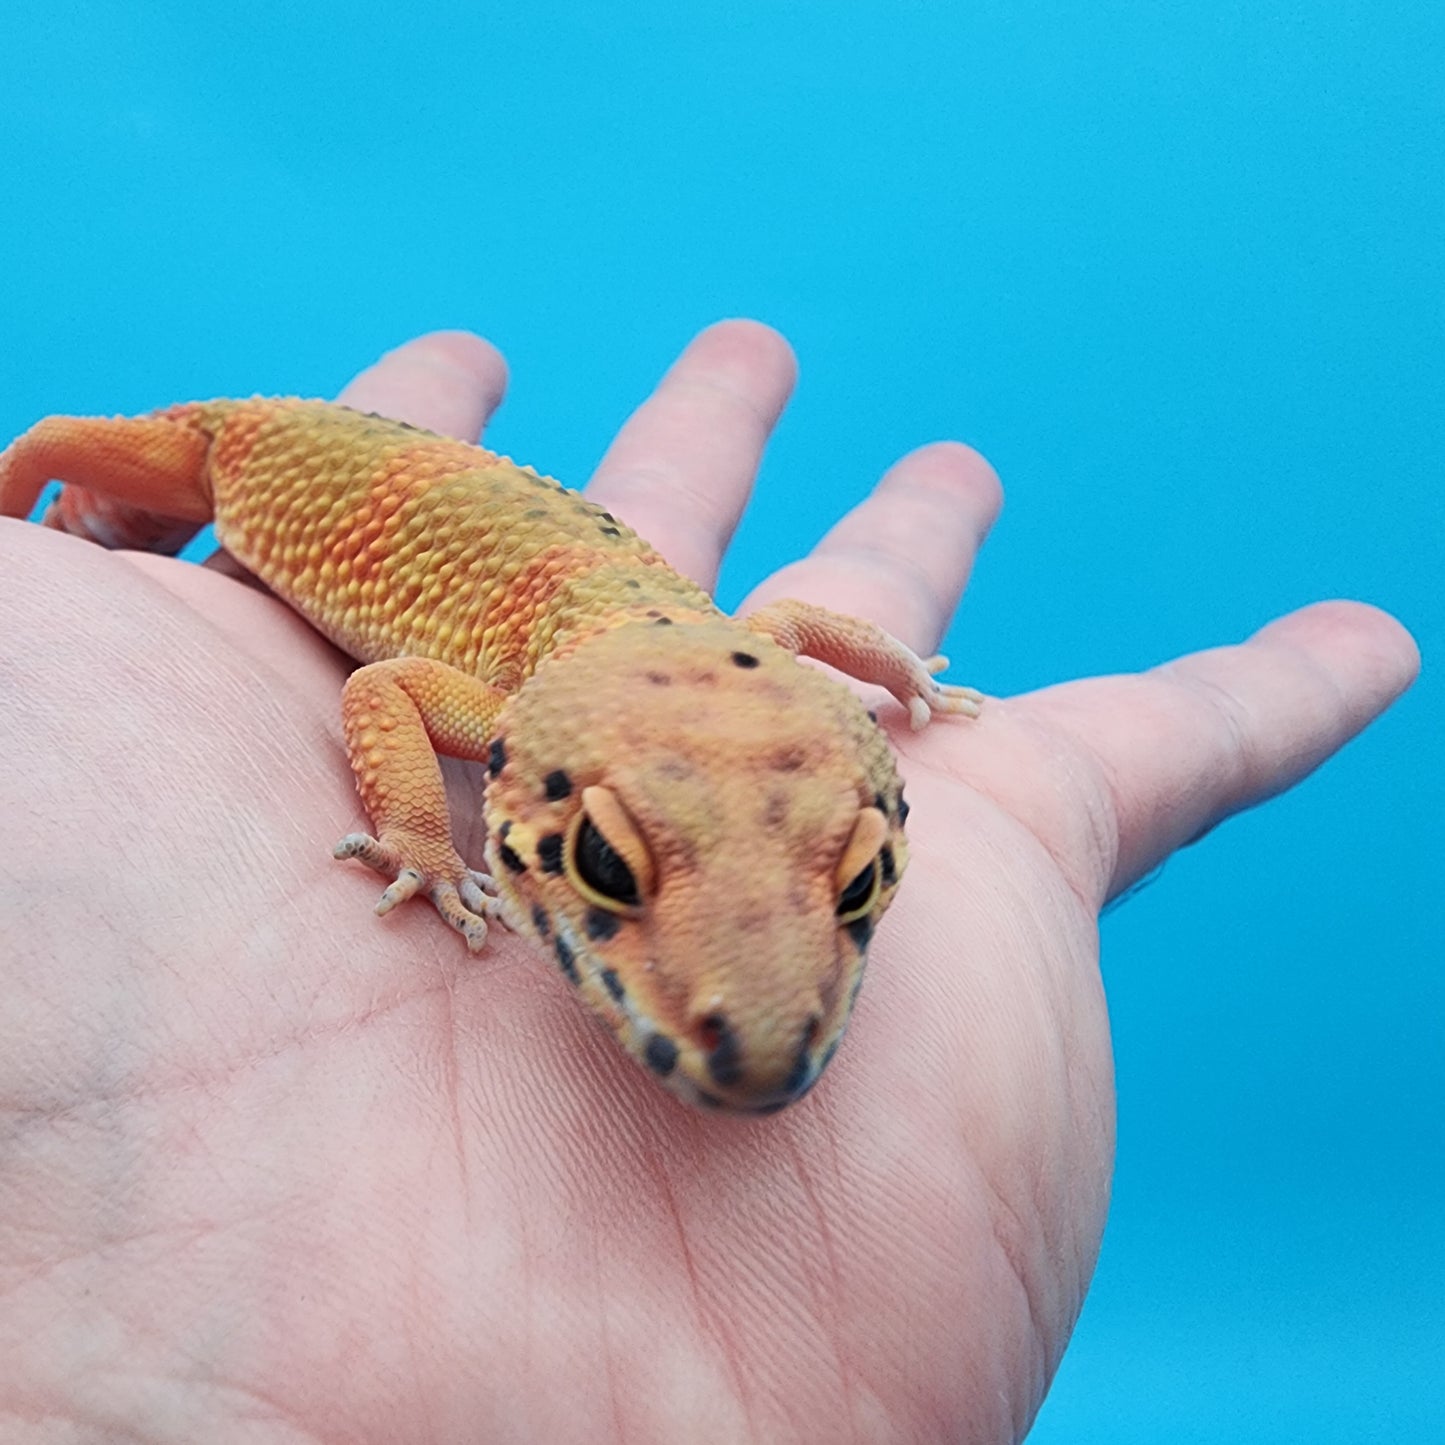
(1025, 600), (1420, 900)
(741, 440), (1002, 656)
(587, 319), (797, 590)
(336, 330), (509, 442)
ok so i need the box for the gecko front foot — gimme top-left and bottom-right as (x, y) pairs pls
(744, 600), (986, 732)
(333, 832), (499, 952)
(909, 654), (986, 729)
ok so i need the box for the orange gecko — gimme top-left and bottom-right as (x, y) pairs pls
(0, 399), (981, 1112)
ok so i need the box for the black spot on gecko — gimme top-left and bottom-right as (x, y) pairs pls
(785, 1019), (819, 1097)
(703, 1014), (743, 1089)
(531, 904), (551, 938)
(600, 511), (616, 523)
(845, 915), (874, 950)
(645, 1034), (678, 1077)
(363, 411), (421, 433)
(586, 907), (620, 942)
(543, 769), (572, 801)
(880, 844), (897, 887)
(646, 672), (671, 686)
(874, 792), (888, 815)
(784, 1051), (813, 1097)
(654, 616), (673, 626)
(898, 792), (910, 825)
(867, 710), (879, 723)
(488, 738), (506, 776)
(555, 937), (578, 983)
(625, 578), (641, 589)
(730, 651), (759, 669)
(537, 833), (564, 873)
(600, 525), (621, 537)
(601, 968), (626, 1002)
(498, 843), (527, 874)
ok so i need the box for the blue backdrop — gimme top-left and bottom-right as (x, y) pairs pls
(3, 3), (1439, 1437)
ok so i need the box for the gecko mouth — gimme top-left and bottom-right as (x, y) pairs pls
(640, 1013), (831, 1116)
(535, 896), (850, 1116)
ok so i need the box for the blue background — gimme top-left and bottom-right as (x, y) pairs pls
(3, 2), (1440, 1437)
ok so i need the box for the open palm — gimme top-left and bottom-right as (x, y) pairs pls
(0, 324), (1416, 1443)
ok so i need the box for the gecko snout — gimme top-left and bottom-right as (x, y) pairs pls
(688, 1008), (824, 1112)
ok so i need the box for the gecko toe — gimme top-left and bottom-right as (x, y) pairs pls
(377, 868), (425, 915)
(935, 682), (985, 717)
(334, 831), (397, 870)
(429, 880), (490, 952)
(457, 873), (493, 913)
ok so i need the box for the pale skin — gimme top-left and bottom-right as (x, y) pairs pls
(0, 323), (1418, 1444)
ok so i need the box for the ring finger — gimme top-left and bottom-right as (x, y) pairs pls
(741, 440), (1003, 657)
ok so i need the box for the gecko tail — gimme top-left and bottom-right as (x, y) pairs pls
(0, 404), (225, 553)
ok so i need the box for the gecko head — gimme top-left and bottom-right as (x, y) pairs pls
(480, 617), (909, 1115)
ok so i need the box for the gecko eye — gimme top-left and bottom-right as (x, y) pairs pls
(565, 786), (653, 913)
(836, 860), (880, 922)
(571, 816), (639, 907)
(834, 805), (889, 924)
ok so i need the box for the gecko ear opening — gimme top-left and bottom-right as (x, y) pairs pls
(835, 806), (888, 923)
(567, 786), (655, 913)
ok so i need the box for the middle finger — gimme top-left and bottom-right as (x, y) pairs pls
(586, 320), (797, 591)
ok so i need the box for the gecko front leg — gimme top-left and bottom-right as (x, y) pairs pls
(333, 656), (510, 951)
(743, 597), (984, 728)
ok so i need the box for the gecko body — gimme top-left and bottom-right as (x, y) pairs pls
(0, 398), (980, 1112)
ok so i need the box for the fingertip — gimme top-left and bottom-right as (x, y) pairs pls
(753, 439), (1002, 653)
(391, 329), (508, 378)
(678, 319), (798, 423)
(1252, 600), (1421, 711)
(884, 440), (1004, 544)
(337, 330), (510, 441)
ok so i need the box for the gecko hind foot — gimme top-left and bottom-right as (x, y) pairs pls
(333, 831), (498, 953)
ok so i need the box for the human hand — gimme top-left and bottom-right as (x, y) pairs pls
(0, 324), (1417, 1442)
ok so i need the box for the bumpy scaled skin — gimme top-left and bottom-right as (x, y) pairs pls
(0, 399), (982, 1112)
